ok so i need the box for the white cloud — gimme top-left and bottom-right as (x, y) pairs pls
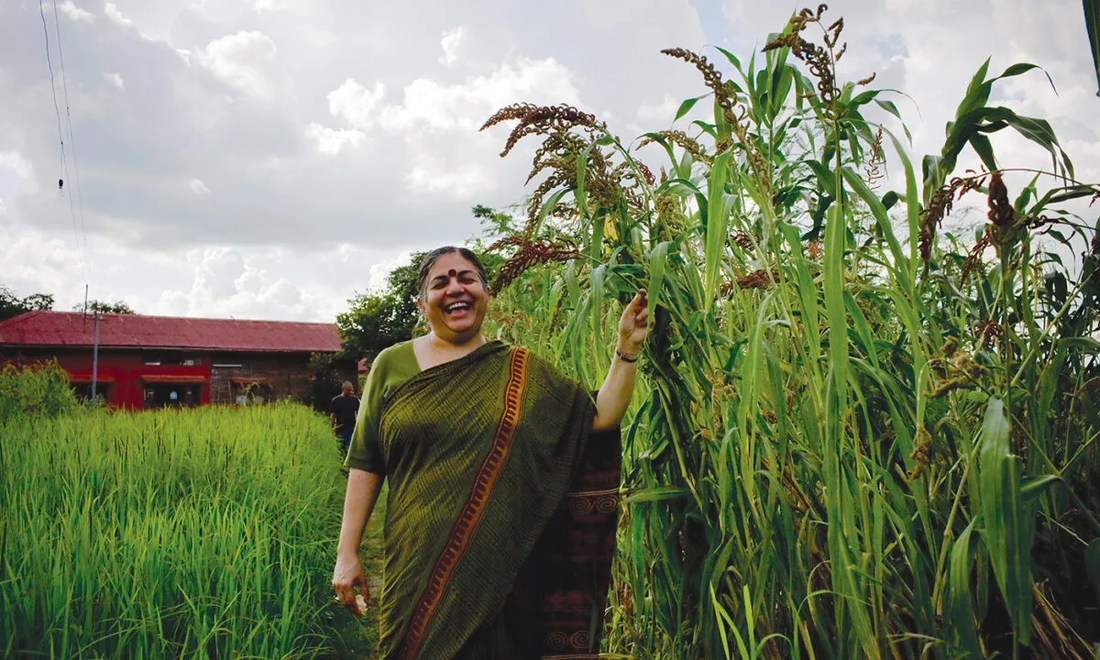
(189, 179), (210, 195)
(58, 1), (95, 23)
(404, 152), (494, 198)
(439, 26), (467, 67)
(101, 72), (125, 92)
(318, 57), (582, 140)
(234, 265), (264, 294)
(635, 94), (683, 125)
(247, 0), (311, 12)
(378, 57), (581, 133)
(197, 31), (278, 96)
(304, 56), (584, 196)
(146, 247), (335, 321)
(327, 79), (386, 129)
(367, 250), (413, 291)
(0, 151), (33, 178)
(0, 224), (85, 297)
(305, 123), (367, 154)
(102, 3), (132, 27)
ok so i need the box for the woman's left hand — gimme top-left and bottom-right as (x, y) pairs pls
(617, 289), (649, 356)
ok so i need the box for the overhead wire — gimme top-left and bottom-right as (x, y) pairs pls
(38, 0), (91, 309)
(50, 0), (90, 284)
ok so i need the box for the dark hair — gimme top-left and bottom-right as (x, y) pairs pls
(414, 246), (490, 299)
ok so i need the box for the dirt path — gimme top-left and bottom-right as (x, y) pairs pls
(324, 476), (387, 659)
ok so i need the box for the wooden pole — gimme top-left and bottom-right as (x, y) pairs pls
(91, 311), (100, 402)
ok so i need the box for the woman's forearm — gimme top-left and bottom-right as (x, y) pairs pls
(337, 468), (385, 559)
(593, 290), (649, 432)
(593, 348), (638, 431)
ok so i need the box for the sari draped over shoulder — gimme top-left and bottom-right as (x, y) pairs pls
(374, 341), (621, 660)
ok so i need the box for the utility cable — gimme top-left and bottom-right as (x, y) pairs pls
(50, 0), (90, 283)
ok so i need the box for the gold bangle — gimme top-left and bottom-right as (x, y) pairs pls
(615, 348), (639, 363)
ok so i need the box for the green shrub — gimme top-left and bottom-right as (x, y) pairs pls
(0, 361), (79, 423)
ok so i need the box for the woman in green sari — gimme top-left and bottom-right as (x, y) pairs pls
(332, 246), (648, 659)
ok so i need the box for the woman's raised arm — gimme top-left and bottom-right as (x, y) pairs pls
(593, 290), (649, 431)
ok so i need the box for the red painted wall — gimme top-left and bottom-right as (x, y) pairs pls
(2, 349), (211, 409)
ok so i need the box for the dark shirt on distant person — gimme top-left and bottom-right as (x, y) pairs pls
(330, 393), (360, 434)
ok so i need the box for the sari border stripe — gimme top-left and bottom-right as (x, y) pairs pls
(397, 347), (531, 660)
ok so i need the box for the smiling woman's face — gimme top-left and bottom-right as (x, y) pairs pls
(416, 251), (489, 345)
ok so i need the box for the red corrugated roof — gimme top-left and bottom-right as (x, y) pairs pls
(0, 311), (342, 353)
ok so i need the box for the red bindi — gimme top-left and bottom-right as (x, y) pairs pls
(447, 269), (457, 278)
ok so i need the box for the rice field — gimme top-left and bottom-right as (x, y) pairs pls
(0, 375), (381, 659)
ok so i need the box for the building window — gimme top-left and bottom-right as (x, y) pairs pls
(72, 382), (110, 405)
(143, 383), (201, 408)
(144, 354), (201, 366)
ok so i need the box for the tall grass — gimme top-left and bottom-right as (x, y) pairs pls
(482, 7), (1100, 658)
(0, 400), (357, 658)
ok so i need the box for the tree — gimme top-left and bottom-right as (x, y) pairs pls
(0, 285), (54, 322)
(471, 203), (520, 237)
(72, 300), (137, 314)
(305, 351), (353, 413)
(336, 252), (425, 364)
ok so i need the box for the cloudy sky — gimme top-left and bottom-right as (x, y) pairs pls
(1, 0), (1097, 322)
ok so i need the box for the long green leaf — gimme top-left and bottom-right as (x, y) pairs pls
(648, 241), (671, 312)
(978, 397), (1033, 645)
(705, 151), (733, 302)
(675, 96), (704, 122)
(1087, 0), (1100, 95)
(947, 520), (983, 657)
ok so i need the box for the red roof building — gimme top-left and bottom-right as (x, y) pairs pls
(0, 311), (344, 409)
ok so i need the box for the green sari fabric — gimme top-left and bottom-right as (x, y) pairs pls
(374, 340), (597, 659)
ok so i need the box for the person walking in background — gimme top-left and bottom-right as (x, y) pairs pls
(329, 381), (360, 455)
